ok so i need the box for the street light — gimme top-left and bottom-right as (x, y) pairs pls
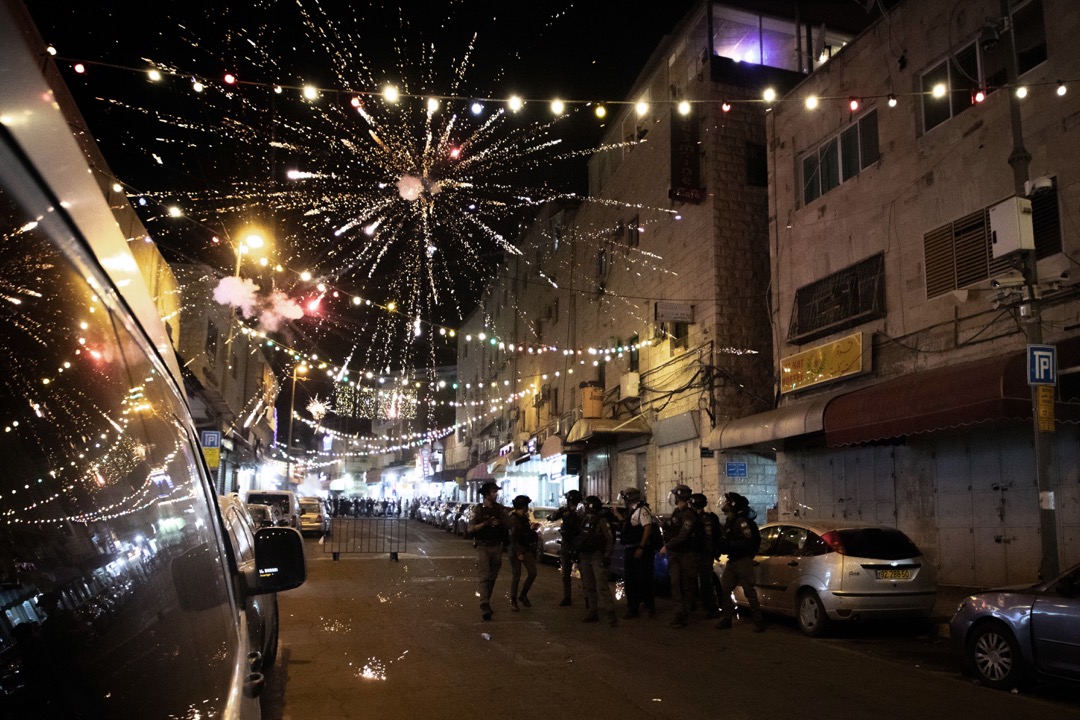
(285, 362), (308, 487)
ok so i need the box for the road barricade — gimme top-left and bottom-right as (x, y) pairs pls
(322, 518), (408, 560)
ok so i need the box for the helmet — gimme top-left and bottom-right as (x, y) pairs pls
(689, 492), (708, 510)
(668, 484), (692, 508)
(564, 489), (583, 505)
(720, 492), (749, 514)
(479, 481), (500, 497)
(619, 487), (642, 505)
(512, 494), (531, 510)
(584, 495), (603, 513)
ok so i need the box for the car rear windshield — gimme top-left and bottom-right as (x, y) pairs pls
(249, 494), (290, 514)
(837, 528), (922, 560)
(300, 502), (321, 514)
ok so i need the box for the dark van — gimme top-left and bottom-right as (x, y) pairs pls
(0, 3), (306, 717)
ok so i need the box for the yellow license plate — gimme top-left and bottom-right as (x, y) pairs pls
(877, 569), (911, 580)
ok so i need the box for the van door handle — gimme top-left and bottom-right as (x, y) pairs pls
(244, 672), (265, 698)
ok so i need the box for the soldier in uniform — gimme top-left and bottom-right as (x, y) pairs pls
(549, 489), (583, 606)
(576, 495), (618, 626)
(660, 484), (702, 627)
(689, 493), (722, 620)
(508, 494), (539, 612)
(468, 481), (509, 621)
(617, 486), (657, 619)
(715, 492), (765, 632)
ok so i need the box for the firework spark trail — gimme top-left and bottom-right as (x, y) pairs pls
(67, 1), (684, 381)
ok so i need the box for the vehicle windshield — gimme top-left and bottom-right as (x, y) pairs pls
(248, 506), (270, 519)
(837, 527), (922, 560)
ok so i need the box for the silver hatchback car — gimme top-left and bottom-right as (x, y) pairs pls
(717, 520), (937, 636)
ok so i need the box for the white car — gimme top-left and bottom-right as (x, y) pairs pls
(716, 519), (937, 636)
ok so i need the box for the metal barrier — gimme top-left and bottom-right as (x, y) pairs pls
(322, 518), (408, 560)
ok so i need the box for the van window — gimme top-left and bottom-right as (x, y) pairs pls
(0, 140), (237, 716)
(249, 492), (294, 518)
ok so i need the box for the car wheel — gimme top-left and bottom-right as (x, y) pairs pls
(967, 622), (1024, 690)
(796, 590), (829, 637)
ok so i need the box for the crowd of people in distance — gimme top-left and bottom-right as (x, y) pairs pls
(329, 495), (405, 518)
(465, 481), (765, 632)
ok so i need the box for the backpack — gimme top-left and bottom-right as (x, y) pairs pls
(574, 514), (605, 553)
(625, 505), (663, 551)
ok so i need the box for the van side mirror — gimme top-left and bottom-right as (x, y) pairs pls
(249, 526), (307, 595)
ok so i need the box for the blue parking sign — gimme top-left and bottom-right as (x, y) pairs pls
(1028, 344), (1057, 386)
(200, 430), (221, 448)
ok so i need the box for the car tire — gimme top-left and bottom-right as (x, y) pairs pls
(796, 590), (829, 637)
(263, 597), (280, 671)
(967, 621), (1025, 690)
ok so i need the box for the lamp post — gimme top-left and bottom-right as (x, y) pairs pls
(999, 0), (1058, 580)
(285, 362), (308, 488)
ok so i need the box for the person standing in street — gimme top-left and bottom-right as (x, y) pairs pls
(715, 492), (765, 632)
(660, 484), (702, 628)
(469, 481), (509, 621)
(576, 495), (618, 626)
(689, 493), (722, 620)
(508, 495), (539, 612)
(550, 489), (583, 606)
(617, 487), (657, 619)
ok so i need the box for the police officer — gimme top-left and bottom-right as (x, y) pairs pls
(715, 492), (765, 632)
(660, 484), (701, 628)
(617, 487), (657, 619)
(549, 489), (583, 606)
(508, 495), (539, 612)
(469, 481), (509, 621)
(689, 493), (722, 620)
(576, 495), (618, 626)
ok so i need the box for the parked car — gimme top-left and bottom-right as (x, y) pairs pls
(0, 13), (308, 716)
(716, 520), (937, 636)
(950, 560), (1080, 690)
(298, 498), (330, 536)
(219, 495), (284, 671)
(247, 502), (283, 530)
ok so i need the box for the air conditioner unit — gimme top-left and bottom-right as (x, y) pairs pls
(990, 196), (1034, 258)
(620, 372), (640, 399)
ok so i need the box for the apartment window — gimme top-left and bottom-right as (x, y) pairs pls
(747, 142), (767, 187)
(670, 322), (690, 350)
(924, 179), (1061, 298)
(788, 253), (885, 344)
(628, 334), (640, 372)
(802, 110), (879, 205)
(628, 216), (640, 248)
(205, 321), (219, 365)
(922, 0), (1046, 133)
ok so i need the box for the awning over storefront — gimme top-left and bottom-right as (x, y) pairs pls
(566, 415), (650, 444)
(487, 455), (510, 474)
(706, 391), (843, 451)
(429, 468), (464, 484)
(824, 339), (1080, 447)
(652, 410), (699, 447)
(465, 462), (494, 481)
(540, 435), (563, 459)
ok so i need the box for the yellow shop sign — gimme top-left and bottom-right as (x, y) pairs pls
(780, 332), (865, 394)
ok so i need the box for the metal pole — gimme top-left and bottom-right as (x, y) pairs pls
(286, 365), (298, 489)
(1001, 0), (1058, 580)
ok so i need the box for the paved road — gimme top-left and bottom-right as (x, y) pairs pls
(261, 520), (1078, 719)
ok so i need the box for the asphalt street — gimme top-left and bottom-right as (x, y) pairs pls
(260, 520), (1078, 720)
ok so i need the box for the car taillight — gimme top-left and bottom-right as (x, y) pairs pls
(820, 530), (846, 555)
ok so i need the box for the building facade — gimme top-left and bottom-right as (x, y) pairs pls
(723, 0), (1080, 586)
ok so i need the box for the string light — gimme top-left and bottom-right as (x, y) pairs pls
(1057, 81), (1067, 96)
(805, 95), (819, 110)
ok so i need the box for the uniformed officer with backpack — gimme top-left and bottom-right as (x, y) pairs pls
(689, 492), (722, 620)
(660, 484), (703, 628)
(715, 492), (765, 632)
(575, 495), (618, 626)
(617, 486), (660, 619)
(550, 489), (584, 606)
(468, 481), (510, 621)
